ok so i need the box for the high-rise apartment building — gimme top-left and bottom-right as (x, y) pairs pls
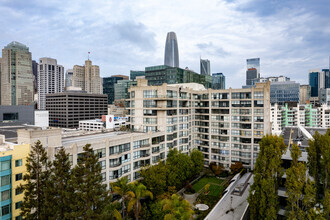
(164, 32), (179, 68)
(65, 69), (73, 88)
(127, 78), (271, 169)
(130, 70), (145, 80)
(37, 58), (64, 110)
(1, 42), (34, 105)
(72, 59), (103, 94)
(212, 73), (225, 89)
(103, 75), (129, 104)
(200, 59), (211, 75)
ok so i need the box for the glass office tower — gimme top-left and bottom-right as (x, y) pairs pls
(164, 32), (179, 68)
(309, 71), (319, 97)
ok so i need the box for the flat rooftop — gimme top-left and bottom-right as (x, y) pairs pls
(0, 125), (40, 142)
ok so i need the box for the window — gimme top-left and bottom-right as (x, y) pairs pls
(0, 175), (10, 186)
(15, 216), (22, 220)
(16, 173), (23, 181)
(98, 160), (106, 170)
(94, 148), (105, 159)
(0, 161), (10, 171)
(1, 204), (10, 216)
(101, 172), (106, 182)
(3, 113), (18, 121)
(143, 90), (157, 98)
(15, 188), (23, 195)
(15, 159), (22, 167)
(1, 190), (10, 201)
(15, 201), (22, 210)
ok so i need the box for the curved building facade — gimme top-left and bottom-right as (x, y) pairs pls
(164, 32), (179, 68)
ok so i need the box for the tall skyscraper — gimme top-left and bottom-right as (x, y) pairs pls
(72, 59), (103, 94)
(65, 69), (73, 87)
(246, 68), (258, 86)
(247, 58), (260, 77)
(309, 70), (320, 97)
(212, 72), (225, 89)
(1, 41), (34, 105)
(37, 57), (64, 110)
(164, 32), (179, 67)
(200, 58), (211, 75)
(32, 60), (38, 93)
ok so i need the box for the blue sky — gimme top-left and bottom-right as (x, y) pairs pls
(0, 0), (329, 88)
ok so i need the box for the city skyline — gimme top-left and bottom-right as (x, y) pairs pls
(0, 0), (329, 88)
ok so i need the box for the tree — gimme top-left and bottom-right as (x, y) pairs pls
(44, 147), (73, 219)
(69, 144), (109, 219)
(101, 197), (122, 220)
(210, 162), (224, 176)
(111, 176), (134, 219)
(230, 161), (244, 174)
(285, 144), (307, 219)
(139, 162), (167, 197)
(127, 182), (153, 220)
(161, 194), (194, 220)
(190, 149), (204, 176)
(19, 140), (51, 219)
(248, 135), (286, 220)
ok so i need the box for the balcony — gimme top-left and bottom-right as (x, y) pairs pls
(109, 162), (121, 168)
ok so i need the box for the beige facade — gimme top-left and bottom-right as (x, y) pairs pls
(1, 42), (34, 105)
(72, 59), (102, 94)
(299, 84), (311, 104)
(127, 78), (271, 169)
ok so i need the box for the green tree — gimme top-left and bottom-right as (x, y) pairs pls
(44, 147), (73, 219)
(111, 176), (134, 219)
(230, 161), (244, 174)
(139, 162), (167, 197)
(101, 197), (122, 220)
(166, 149), (193, 189)
(285, 144), (307, 219)
(69, 144), (109, 219)
(127, 182), (153, 220)
(19, 140), (51, 219)
(161, 194), (194, 220)
(190, 149), (204, 177)
(248, 135), (286, 220)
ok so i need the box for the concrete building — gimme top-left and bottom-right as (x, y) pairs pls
(145, 65), (212, 89)
(65, 69), (73, 88)
(259, 75), (290, 83)
(46, 91), (108, 128)
(1, 42), (34, 105)
(37, 58), (64, 110)
(299, 84), (311, 104)
(0, 105), (35, 126)
(212, 73), (225, 90)
(108, 104), (127, 117)
(103, 75), (129, 104)
(72, 59), (103, 94)
(127, 78), (271, 169)
(130, 70), (145, 80)
(0, 135), (29, 220)
(200, 58), (211, 75)
(164, 32), (179, 68)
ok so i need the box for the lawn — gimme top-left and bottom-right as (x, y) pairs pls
(192, 176), (224, 193)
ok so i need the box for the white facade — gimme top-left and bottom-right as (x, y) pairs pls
(37, 58), (64, 110)
(34, 110), (49, 128)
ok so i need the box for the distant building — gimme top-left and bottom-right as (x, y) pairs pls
(164, 32), (179, 67)
(246, 58), (260, 77)
(270, 81), (300, 104)
(65, 69), (73, 87)
(130, 70), (145, 80)
(299, 85), (311, 104)
(212, 73), (225, 89)
(200, 59), (210, 75)
(145, 65), (212, 88)
(246, 68), (258, 86)
(319, 88), (330, 105)
(259, 76), (290, 82)
(37, 57), (64, 110)
(309, 69), (320, 97)
(103, 75), (129, 104)
(46, 91), (108, 128)
(114, 80), (137, 101)
(72, 59), (103, 94)
(0, 105), (35, 126)
(1, 42), (34, 105)
(32, 60), (38, 93)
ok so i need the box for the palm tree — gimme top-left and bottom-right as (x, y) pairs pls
(161, 194), (194, 220)
(127, 183), (153, 220)
(111, 176), (134, 219)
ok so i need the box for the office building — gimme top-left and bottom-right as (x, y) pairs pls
(103, 75), (129, 104)
(200, 59), (211, 75)
(114, 80), (137, 101)
(1, 41), (34, 105)
(130, 70), (145, 80)
(37, 58), (64, 110)
(0, 135), (29, 220)
(72, 59), (103, 94)
(259, 76), (290, 83)
(32, 60), (38, 93)
(145, 65), (212, 88)
(65, 69), (73, 88)
(270, 81), (300, 104)
(246, 58), (260, 77)
(212, 73), (225, 89)
(319, 88), (330, 105)
(246, 68), (258, 86)
(0, 105), (35, 126)
(46, 91), (107, 128)
(309, 69), (320, 97)
(127, 78), (271, 169)
(164, 32), (179, 67)
(299, 85), (311, 104)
